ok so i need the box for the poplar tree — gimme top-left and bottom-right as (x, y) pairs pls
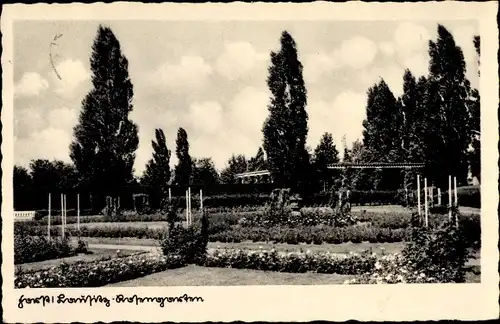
(469, 35), (480, 182)
(313, 133), (340, 190)
(70, 25), (139, 194)
(262, 31), (309, 191)
(173, 127), (193, 186)
(141, 128), (171, 194)
(361, 79), (404, 189)
(424, 24), (472, 186)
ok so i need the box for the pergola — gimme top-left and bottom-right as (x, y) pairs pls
(234, 162), (425, 183)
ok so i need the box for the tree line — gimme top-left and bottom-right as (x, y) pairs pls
(14, 24), (480, 202)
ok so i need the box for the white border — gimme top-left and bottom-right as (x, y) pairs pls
(2, 2), (499, 322)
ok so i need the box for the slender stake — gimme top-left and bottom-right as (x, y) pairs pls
(454, 176), (458, 206)
(188, 187), (192, 225)
(424, 178), (428, 227)
(417, 175), (421, 217)
(454, 176), (458, 228)
(48, 193), (51, 240)
(186, 190), (189, 226)
(200, 189), (203, 211)
(64, 194), (67, 237)
(168, 188), (172, 202)
(77, 193), (80, 234)
(61, 194), (64, 239)
(437, 188), (442, 206)
(448, 175), (452, 220)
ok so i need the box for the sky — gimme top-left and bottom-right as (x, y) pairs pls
(13, 19), (479, 176)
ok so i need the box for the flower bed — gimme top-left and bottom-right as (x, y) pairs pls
(344, 253), (440, 284)
(14, 235), (75, 264)
(15, 211), (479, 248)
(15, 252), (185, 288)
(203, 248), (376, 275)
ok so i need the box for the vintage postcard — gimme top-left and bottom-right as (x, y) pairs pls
(2, 1), (499, 322)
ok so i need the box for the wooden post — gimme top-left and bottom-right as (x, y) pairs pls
(448, 175), (452, 220)
(454, 176), (458, 206)
(200, 189), (203, 211)
(429, 185), (434, 207)
(454, 176), (458, 228)
(168, 188), (172, 201)
(186, 190), (189, 226)
(48, 193), (51, 240)
(417, 175), (421, 217)
(188, 187), (192, 225)
(77, 193), (80, 233)
(64, 194), (67, 237)
(61, 194), (64, 239)
(424, 178), (428, 227)
(437, 188), (442, 206)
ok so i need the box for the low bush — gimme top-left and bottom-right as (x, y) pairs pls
(161, 212), (209, 264)
(203, 249), (376, 275)
(15, 253), (185, 288)
(349, 210), (472, 284)
(14, 236), (74, 264)
(456, 186), (481, 208)
(210, 225), (410, 245)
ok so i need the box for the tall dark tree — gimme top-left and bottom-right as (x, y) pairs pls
(424, 25), (472, 186)
(469, 35), (480, 182)
(361, 79), (404, 189)
(220, 154), (248, 184)
(141, 128), (171, 194)
(192, 158), (220, 185)
(70, 25), (139, 195)
(29, 159), (78, 192)
(248, 147), (267, 171)
(174, 127), (193, 186)
(262, 31), (309, 191)
(400, 71), (428, 189)
(14, 165), (33, 210)
(313, 133), (340, 191)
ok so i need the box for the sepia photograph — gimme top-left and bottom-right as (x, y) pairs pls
(2, 2), (498, 322)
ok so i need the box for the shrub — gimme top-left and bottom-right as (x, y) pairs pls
(14, 235), (74, 264)
(160, 212), (209, 264)
(15, 253), (185, 288)
(203, 249), (376, 275)
(402, 220), (470, 283)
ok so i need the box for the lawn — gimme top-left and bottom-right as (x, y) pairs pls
(16, 248), (142, 273)
(106, 264), (354, 287)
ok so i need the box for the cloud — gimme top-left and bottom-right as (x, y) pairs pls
(215, 42), (268, 81)
(403, 53), (429, 78)
(15, 127), (73, 167)
(14, 72), (49, 97)
(47, 107), (79, 131)
(449, 25), (479, 81)
(359, 65), (405, 97)
(227, 86), (269, 136)
(303, 51), (342, 84)
(339, 37), (378, 69)
(155, 56), (213, 91)
(303, 37), (377, 85)
(51, 59), (91, 97)
(14, 107), (45, 138)
(308, 91), (367, 151)
(393, 22), (430, 57)
(379, 42), (396, 56)
(188, 100), (224, 135)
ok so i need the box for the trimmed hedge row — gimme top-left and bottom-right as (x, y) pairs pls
(14, 235), (75, 264)
(15, 253), (185, 288)
(204, 249), (376, 275)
